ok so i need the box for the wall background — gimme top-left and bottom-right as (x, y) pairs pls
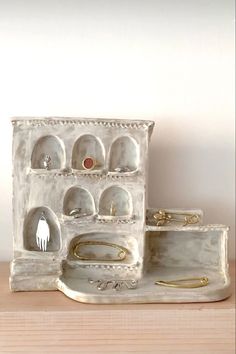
(0, 0), (235, 260)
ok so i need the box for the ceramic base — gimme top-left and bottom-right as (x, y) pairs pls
(57, 265), (231, 304)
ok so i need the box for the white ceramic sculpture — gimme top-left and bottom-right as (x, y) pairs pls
(10, 117), (231, 303)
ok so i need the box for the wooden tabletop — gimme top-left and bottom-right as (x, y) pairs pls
(0, 262), (235, 353)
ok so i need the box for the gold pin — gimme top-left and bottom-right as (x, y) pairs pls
(72, 241), (129, 261)
(110, 201), (116, 216)
(153, 209), (199, 226)
(155, 277), (209, 289)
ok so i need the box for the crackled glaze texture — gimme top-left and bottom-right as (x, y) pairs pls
(10, 117), (231, 303)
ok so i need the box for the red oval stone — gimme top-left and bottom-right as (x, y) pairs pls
(83, 157), (94, 170)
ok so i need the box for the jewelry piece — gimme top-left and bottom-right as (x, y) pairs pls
(88, 279), (138, 291)
(82, 157), (97, 170)
(69, 208), (93, 218)
(114, 167), (131, 173)
(153, 209), (200, 226)
(110, 201), (116, 216)
(155, 277), (209, 289)
(36, 213), (50, 252)
(69, 208), (81, 217)
(72, 241), (129, 261)
(42, 154), (52, 170)
(68, 208), (83, 218)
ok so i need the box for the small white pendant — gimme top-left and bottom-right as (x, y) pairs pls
(36, 213), (50, 251)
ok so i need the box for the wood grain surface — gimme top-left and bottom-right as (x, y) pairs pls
(0, 262), (235, 354)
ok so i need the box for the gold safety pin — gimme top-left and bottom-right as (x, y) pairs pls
(73, 241), (129, 261)
(153, 209), (200, 226)
(155, 276), (209, 289)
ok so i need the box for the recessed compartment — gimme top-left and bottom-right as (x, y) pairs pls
(72, 134), (104, 171)
(31, 135), (65, 170)
(67, 232), (137, 264)
(98, 186), (133, 219)
(109, 136), (139, 173)
(63, 186), (95, 218)
(23, 207), (61, 252)
(146, 228), (226, 270)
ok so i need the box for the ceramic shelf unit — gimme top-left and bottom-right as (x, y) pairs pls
(10, 117), (231, 303)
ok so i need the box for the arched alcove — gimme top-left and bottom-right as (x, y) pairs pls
(98, 186), (132, 217)
(31, 135), (65, 170)
(67, 232), (137, 263)
(72, 134), (104, 170)
(109, 136), (139, 173)
(23, 206), (61, 252)
(63, 187), (95, 217)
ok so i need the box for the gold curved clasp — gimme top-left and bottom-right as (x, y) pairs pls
(73, 241), (129, 261)
(155, 277), (209, 289)
(153, 209), (200, 226)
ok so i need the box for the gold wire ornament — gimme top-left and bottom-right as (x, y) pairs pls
(72, 241), (129, 261)
(110, 201), (116, 216)
(153, 209), (200, 226)
(155, 276), (209, 289)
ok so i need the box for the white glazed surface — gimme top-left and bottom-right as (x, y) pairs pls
(10, 118), (230, 303)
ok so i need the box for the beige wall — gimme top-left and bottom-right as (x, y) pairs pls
(0, 0), (234, 260)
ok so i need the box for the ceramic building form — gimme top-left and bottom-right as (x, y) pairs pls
(10, 118), (231, 303)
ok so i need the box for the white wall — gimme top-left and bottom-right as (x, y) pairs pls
(0, 0), (234, 261)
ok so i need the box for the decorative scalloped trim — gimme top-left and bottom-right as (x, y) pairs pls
(76, 263), (140, 271)
(29, 169), (141, 179)
(96, 218), (135, 224)
(60, 216), (135, 225)
(12, 117), (155, 131)
(29, 169), (104, 178)
(107, 170), (139, 178)
(145, 224), (229, 232)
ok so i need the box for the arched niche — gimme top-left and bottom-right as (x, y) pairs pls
(67, 232), (137, 263)
(63, 187), (95, 217)
(31, 135), (65, 170)
(72, 134), (104, 171)
(109, 136), (139, 173)
(98, 186), (132, 217)
(23, 206), (61, 252)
